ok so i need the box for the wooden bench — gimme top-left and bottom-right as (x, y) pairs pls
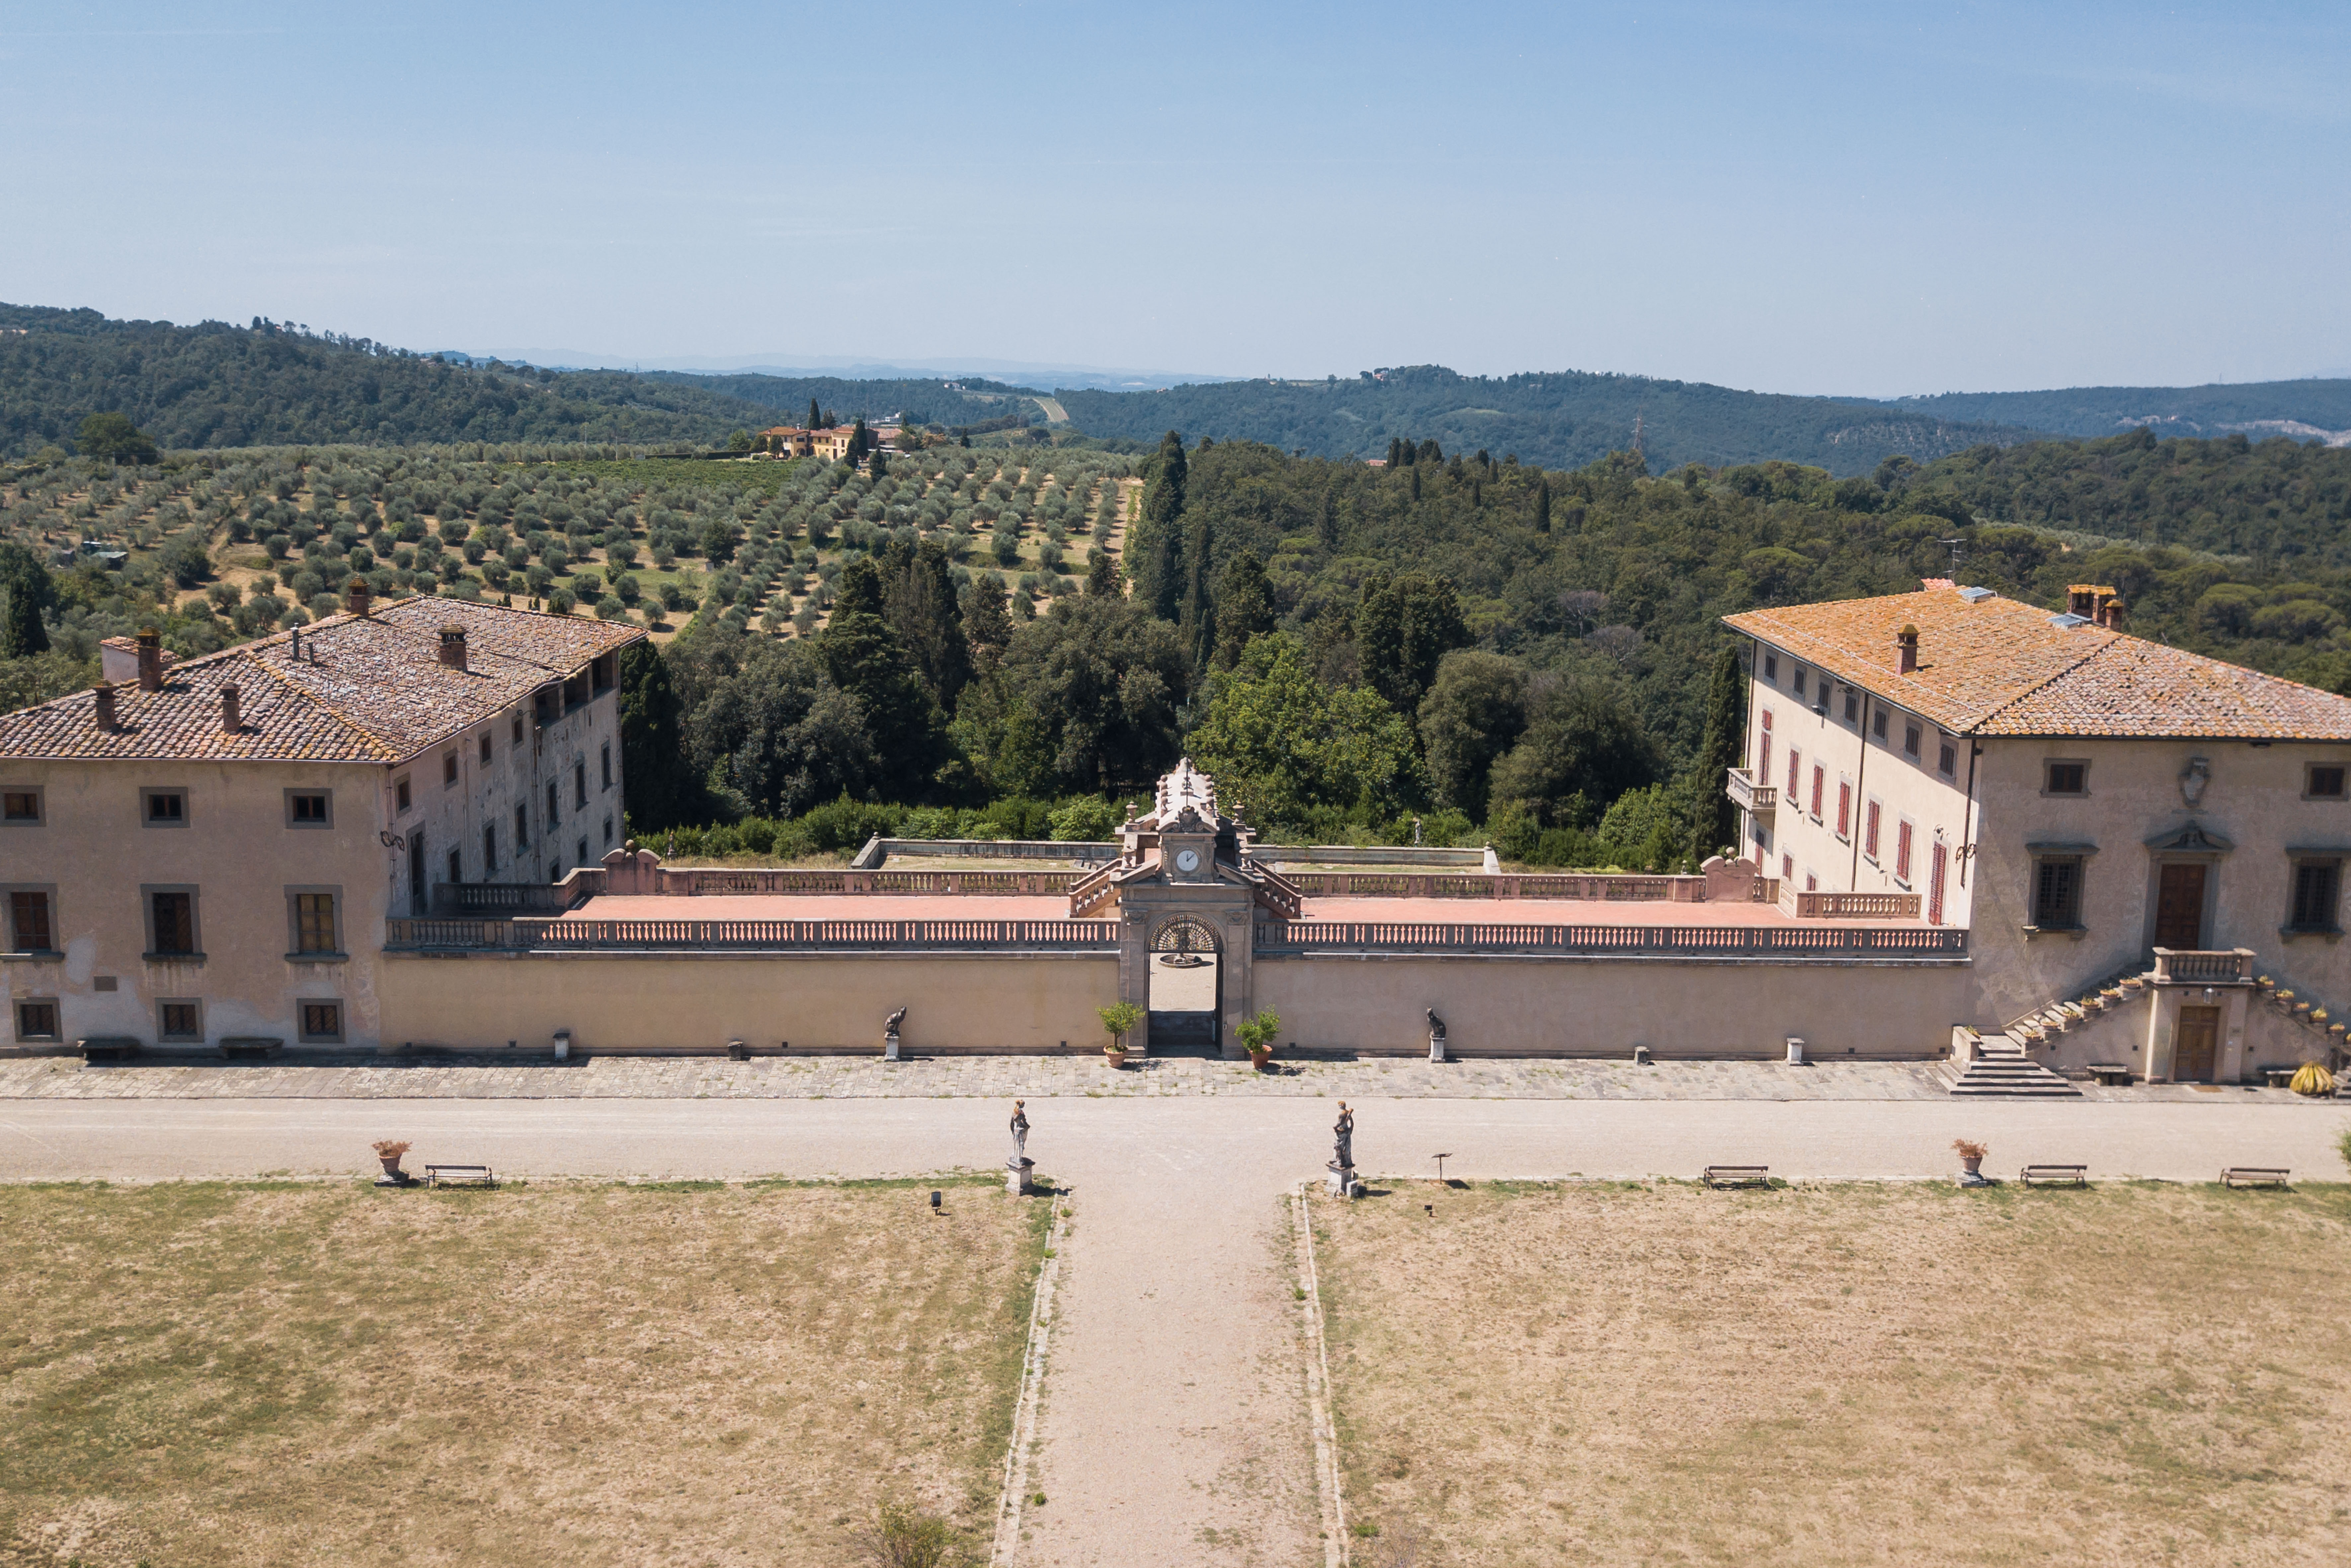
(2087, 1063), (2133, 1087)
(425, 1164), (496, 1188)
(219, 1036), (283, 1061)
(2222, 1167), (2290, 1189)
(76, 1036), (141, 1063)
(1703, 1165), (1770, 1189)
(2020, 1164), (2087, 1187)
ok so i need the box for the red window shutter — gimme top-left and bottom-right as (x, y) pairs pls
(1896, 821), (1914, 882)
(1928, 841), (1948, 925)
(1788, 749), (1801, 797)
(1865, 801), (1880, 858)
(1837, 781), (1852, 837)
(1811, 764), (1824, 819)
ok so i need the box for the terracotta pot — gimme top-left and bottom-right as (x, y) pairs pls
(378, 1156), (405, 1180)
(1961, 1155), (1984, 1177)
(1248, 1047), (1272, 1069)
(1105, 1048), (1127, 1069)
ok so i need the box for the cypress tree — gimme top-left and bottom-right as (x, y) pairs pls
(1316, 488), (1339, 550)
(1212, 549), (1275, 668)
(806, 398), (821, 430)
(1534, 480), (1552, 533)
(1134, 431), (1189, 621)
(1685, 645), (1746, 862)
(1085, 546), (1123, 598)
(821, 558), (941, 779)
(964, 573), (1014, 672)
(0, 543), (54, 657)
(879, 536), (971, 710)
(617, 641), (697, 828)
(1179, 510), (1214, 677)
(1410, 466), (1421, 503)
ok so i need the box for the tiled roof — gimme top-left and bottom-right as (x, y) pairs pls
(0, 596), (643, 764)
(1725, 587), (2351, 741)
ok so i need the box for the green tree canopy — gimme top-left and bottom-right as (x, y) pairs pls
(76, 411), (157, 464)
(1188, 631), (1421, 828)
(1356, 569), (1469, 711)
(1416, 650), (1529, 821)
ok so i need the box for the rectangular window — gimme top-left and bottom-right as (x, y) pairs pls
(446, 848), (462, 886)
(1763, 653), (1778, 682)
(515, 803), (529, 849)
(1786, 748), (1801, 799)
(1864, 799), (1882, 861)
(1929, 841), (1949, 926)
(2291, 860), (2342, 932)
(2032, 855), (2083, 929)
(147, 889), (198, 956)
(2, 787), (42, 823)
(479, 733), (493, 765)
(2307, 764), (2346, 800)
(576, 836), (588, 866)
(443, 751), (458, 787)
(574, 762), (588, 810)
(1872, 708), (1888, 742)
(1757, 710), (1772, 779)
(1805, 872), (1818, 892)
(1780, 853), (1793, 882)
(8, 888), (55, 951)
(512, 715), (525, 747)
(158, 999), (203, 1041)
(15, 999), (60, 1042)
(603, 815), (614, 847)
(1904, 723), (1922, 759)
(299, 1000), (344, 1043)
(142, 787), (188, 827)
(286, 789), (332, 827)
(1895, 820), (1915, 883)
(547, 780), (560, 823)
(1810, 763), (1824, 820)
(1843, 689), (1859, 724)
(1836, 780), (1852, 840)
(1938, 742), (1958, 778)
(395, 775), (412, 813)
(601, 743), (612, 790)
(1793, 667), (1807, 698)
(484, 823), (498, 873)
(2045, 761), (2088, 796)
(292, 892), (339, 955)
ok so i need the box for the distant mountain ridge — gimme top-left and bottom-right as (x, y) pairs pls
(1863, 380), (2351, 447)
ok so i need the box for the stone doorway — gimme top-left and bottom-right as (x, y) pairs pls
(1148, 917), (1222, 1052)
(2173, 1004), (2220, 1082)
(2154, 863), (2207, 950)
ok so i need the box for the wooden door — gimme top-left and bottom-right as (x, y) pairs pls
(2173, 1005), (2220, 1082)
(2154, 863), (2206, 949)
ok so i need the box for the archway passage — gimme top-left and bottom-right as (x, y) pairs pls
(1149, 917), (1222, 1050)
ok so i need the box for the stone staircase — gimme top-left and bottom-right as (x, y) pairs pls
(1943, 1033), (2082, 1097)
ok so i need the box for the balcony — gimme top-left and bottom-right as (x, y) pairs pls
(1725, 767), (1777, 818)
(2151, 947), (2255, 985)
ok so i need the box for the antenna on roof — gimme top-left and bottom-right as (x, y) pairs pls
(1939, 537), (1966, 576)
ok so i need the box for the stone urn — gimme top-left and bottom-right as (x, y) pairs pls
(1961, 1152), (1984, 1179)
(372, 1140), (411, 1184)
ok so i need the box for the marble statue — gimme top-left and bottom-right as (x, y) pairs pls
(1010, 1100), (1030, 1162)
(1425, 1007), (1446, 1040)
(1333, 1102), (1354, 1171)
(884, 1004), (908, 1037)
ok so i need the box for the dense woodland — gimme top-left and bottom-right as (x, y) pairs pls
(11, 415), (2351, 871)
(1878, 379), (2351, 441)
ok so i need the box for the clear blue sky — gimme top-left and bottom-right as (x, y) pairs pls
(3, 0), (2345, 396)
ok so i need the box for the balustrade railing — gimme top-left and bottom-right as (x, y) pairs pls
(2151, 947), (2255, 984)
(1252, 920), (1966, 957)
(1725, 767), (1777, 813)
(1280, 871), (1703, 901)
(666, 868), (1083, 897)
(1790, 890), (1921, 920)
(386, 917), (1121, 952)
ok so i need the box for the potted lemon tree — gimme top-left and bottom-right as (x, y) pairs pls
(1098, 1002), (1144, 1069)
(1236, 1010), (1282, 1070)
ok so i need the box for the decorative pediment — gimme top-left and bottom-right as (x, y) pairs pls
(2145, 821), (2232, 855)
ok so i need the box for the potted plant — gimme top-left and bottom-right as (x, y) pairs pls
(1952, 1138), (1988, 1186)
(373, 1139), (412, 1183)
(1236, 1009), (1282, 1070)
(1097, 1002), (1143, 1069)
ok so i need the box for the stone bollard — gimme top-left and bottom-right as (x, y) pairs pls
(1007, 1157), (1034, 1196)
(1785, 1037), (1806, 1066)
(553, 1029), (571, 1062)
(1428, 1029), (1447, 1063)
(884, 1030), (900, 1062)
(1632, 1044), (1652, 1066)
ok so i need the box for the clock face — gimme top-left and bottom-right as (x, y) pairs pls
(1174, 848), (1201, 872)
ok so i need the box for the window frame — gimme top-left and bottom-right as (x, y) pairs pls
(601, 742), (612, 791)
(141, 884), (203, 961)
(1786, 746), (1801, 801)
(284, 788), (334, 829)
(285, 886), (346, 961)
(603, 815), (614, 848)
(14, 997), (61, 1043)
(1872, 708), (1888, 742)
(1809, 763), (1824, 822)
(573, 761), (588, 810)
(157, 997), (205, 1042)
(1863, 798), (1882, 863)
(297, 998), (346, 1044)
(512, 715), (526, 747)
(442, 750), (459, 788)
(2286, 856), (2344, 934)
(395, 774), (412, 814)
(1762, 652), (1778, 683)
(5, 884), (58, 954)
(2028, 852), (2087, 932)
(1903, 723), (1922, 760)
(1792, 666), (1807, 699)
(1842, 689), (1860, 724)
(483, 822), (498, 874)
(479, 731), (493, 766)
(140, 786), (190, 829)
(1835, 779), (1852, 842)
(514, 802), (529, 850)
(1, 785), (43, 825)
(2043, 759), (2090, 798)
(1894, 819), (1915, 885)
(546, 779), (560, 823)
(1937, 741), (1958, 779)
(2304, 763), (2347, 802)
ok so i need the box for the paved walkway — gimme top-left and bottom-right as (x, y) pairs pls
(5, 1094), (2344, 1568)
(0, 1053), (2298, 1102)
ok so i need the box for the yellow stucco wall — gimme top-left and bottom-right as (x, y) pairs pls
(1250, 954), (1978, 1058)
(377, 951), (1124, 1053)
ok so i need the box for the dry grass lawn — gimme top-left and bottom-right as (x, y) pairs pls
(1314, 1181), (2351, 1568)
(0, 1177), (1048, 1568)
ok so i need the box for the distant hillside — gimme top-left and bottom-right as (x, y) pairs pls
(0, 304), (791, 457)
(1869, 379), (2351, 445)
(642, 371), (1040, 431)
(1047, 365), (2055, 477)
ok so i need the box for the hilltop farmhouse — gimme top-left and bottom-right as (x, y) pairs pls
(4, 581), (2349, 1088)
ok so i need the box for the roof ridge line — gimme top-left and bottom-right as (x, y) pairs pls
(1966, 629), (2123, 733)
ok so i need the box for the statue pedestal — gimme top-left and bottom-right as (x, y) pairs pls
(1007, 1157), (1035, 1196)
(1428, 1031), (1447, 1063)
(1326, 1161), (1361, 1199)
(884, 1031), (900, 1061)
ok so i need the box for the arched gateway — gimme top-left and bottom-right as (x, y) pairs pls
(1073, 759), (1300, 1058)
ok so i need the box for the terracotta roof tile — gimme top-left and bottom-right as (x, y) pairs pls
(0, 596), (643, 764)
(1724, 587), (2351, 741)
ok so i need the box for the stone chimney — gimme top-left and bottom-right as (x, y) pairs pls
(2098, 597), (2126, 632)
(1894, 624), (1919, 676)
(346, 578), (372, 617)
(438, 625), (468, 671)
(134, 628), (164, 691)
(94, 681), (118, 731)
(220, 684), (241, 733)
